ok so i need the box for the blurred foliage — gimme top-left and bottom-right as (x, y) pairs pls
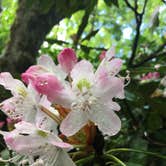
(0, 0), (17, 55)
(0, 0), (166, 166)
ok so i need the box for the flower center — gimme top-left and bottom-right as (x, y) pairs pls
(16, 87), (27, 97)
(71, 92), (97, 112)
(77, 79), (91, 91)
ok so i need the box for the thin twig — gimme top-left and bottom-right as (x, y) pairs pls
(132, 43), (166, 67)
(125, 0), (149, 67)
(46, 38), (107, 51)
(124, 0), (137, 13)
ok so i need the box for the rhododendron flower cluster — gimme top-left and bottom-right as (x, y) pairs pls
(0, 48), (125, 165)
(141, 72), (160, 81)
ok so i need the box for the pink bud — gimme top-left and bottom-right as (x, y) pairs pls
(99, 51), (106, 61)
(34, 74), (63, 102)
(57, 48), (77, 73)
(21, 65), (45, 84)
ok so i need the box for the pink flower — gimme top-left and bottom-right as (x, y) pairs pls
(48, 48), (124, 137)
(0, 121), (75, 166)
(21, 55), (66, 85)
(34, 74), (63, 98)
(57, 48), (77, 73)
(141, 72), (160, 81)
(21, 65), (45, 84)
(33, 74), (75, 108)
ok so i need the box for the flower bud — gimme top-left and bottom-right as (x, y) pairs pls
(21, 66), (46, 84)
(34, 74), (63, 102)
(58, 48), (77, 73)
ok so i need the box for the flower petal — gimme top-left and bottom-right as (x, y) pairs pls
(105, 46), (115, 60)
(96, 58), (122, 78)
(53, 149), (76, 166)
(38, 55), (67, 80)
(58, 48), (77, 73)
(21, 65), (46, 84)
(71, 60), (95, 89)
(60, 109), (88, 136)
(89, 104), (121, 136)
(34, 74), (75, 108)
(1, 121), (72, 155)
(93, 76), (125, 100)
(37, 55), (56, 70)
(0, 72), (26, 95)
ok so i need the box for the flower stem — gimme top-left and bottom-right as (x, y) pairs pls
(106, 148), (166, 160)
(105, 154), (126, 166)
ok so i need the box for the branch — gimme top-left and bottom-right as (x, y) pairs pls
(81, 29), (99, 42)
(131, 42), (166, 67)
(124, 0), (137, 13)
(126, 0), (149, 67)
(141, 0), (148, 15)
(74, 0), (97, 47)
(162, 0), (166, 4)
(0, 0), (94, 74)
(46, 38), (107, 51)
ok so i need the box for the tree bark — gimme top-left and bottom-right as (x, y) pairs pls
(0, 0), (94, 75)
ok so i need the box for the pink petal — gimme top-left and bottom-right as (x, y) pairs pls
(94, 76), (125, 100)
(58, 48), (77, 73)
(21, 65), (46, 84)
(51, 141), (73, 149)
(34, 74), (74, 107)
(96, 58), (122, 78)
(34, 74), (63, 98)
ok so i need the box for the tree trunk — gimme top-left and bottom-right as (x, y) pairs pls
(0, 0), (93, 75)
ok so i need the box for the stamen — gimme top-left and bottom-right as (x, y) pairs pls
(40, 106), (61, 124)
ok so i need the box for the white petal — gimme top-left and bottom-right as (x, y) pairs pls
(93, 76), (125, 100)
(105, 46), (115, 60)
(106, 101), (121, 111)
(60, 109), (88, 136)
(37, 55), (67, 80)
(89, 104), (121, 136)
(35, 110), (58, 135)
(37, 55), (56, 71)
(96, 58), (122, 79)
(54, 149), (76, 166)
(71, 60), (95, 88)
(0, 72), (26, 95)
